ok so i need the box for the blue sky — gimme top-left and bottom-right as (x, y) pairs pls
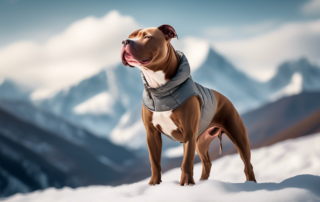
(0, 0), (317, 46)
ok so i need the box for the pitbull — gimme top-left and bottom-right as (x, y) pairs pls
(121, 24), (257, 186)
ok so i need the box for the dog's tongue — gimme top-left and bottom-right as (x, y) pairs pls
(124, 52), (136, 62)
(121, 45), (140, 66)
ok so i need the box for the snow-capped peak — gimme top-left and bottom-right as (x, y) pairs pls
(271, 72), (303, 101)
(73, 92), (115, 115)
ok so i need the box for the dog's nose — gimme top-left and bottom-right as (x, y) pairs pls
(122, 39), (131, 47)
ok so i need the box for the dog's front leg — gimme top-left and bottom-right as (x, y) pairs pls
(146, 128), (162, 185)
(174, 96), (201, 186)
(142, 106), (162, 185)
(180, 134), (197, 186)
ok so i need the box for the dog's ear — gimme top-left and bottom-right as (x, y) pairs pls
(158, 24), (178, 41)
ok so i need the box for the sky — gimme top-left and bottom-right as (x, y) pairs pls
(0, 0), (318, 45)
(0, 0), (319, 98)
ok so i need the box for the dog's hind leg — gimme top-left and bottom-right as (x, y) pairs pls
(196, 127), (222, 180)
(224, 127), (256, 182)
(212, 90), (257, 182)
(221, 114), (257, 182)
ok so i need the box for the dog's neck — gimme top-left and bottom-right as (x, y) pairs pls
(137, 44), (180, 88)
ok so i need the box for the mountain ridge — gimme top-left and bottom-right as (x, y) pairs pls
(1, 47), (320, 149)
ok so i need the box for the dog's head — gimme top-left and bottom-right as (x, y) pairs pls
(121, 24), (178, 70)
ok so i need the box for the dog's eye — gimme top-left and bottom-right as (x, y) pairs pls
(145, 36), (150, 39)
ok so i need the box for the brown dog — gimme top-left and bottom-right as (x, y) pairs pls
(121, 25), (257, 186)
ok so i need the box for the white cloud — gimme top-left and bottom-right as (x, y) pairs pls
(2, 11), (319, 92)
(171, 37), (209, 72)
(213, 19), (320, 81)
(0, 10), (140, 93)
(301, 0), (320, 16)
(0, 10), (209, 96)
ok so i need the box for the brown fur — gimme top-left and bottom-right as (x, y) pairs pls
(123, 25), (257, 186)
(196, 91), (256, 182)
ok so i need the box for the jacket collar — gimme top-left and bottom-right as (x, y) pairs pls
(141, 51), (191, 97)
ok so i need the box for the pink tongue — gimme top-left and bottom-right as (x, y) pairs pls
(125, 53), (137, 62)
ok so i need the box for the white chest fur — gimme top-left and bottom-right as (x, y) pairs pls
(152, 110), (178, 138)
(137, 66), (166, 88)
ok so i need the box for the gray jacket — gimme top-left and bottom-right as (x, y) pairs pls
(141, 51), (217, 142)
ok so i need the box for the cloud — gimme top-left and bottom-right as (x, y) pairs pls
(1, 10), (319, 96)
(204, 21), (277, 40)
(213, 19), (320, 81)
(171, 37), (209, 72)
(0, 10), (211, 99)
(301, 0), (320, 16)
(0, 10), (140, 97)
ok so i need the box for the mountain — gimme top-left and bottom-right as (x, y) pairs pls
(109, 104), (180, 150)
(260, 108), (320, 147)
(0, 79), (30, 101)
(266, 58), (320, 93)
(192, 51), (320, 113)
(241, 91), (320, 148)
(29, 48), (320, 150)
(0, 100), (135, 164)
(192, 48), (267, 112)
(37, 64), (143, 138)
(207, 91), (320, 160)
(0, 102), (140, 198)
(1, 47), (320, 197)
(109, 49), (320, 150)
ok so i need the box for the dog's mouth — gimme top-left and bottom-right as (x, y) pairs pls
(121, 45), (150, 67)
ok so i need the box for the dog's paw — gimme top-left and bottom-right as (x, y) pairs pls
(179, 172), (195, 186)
(199, 174), (210, 181)
(149, 175), (162, 185)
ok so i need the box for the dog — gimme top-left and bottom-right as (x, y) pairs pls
(121, 24), (257, 186)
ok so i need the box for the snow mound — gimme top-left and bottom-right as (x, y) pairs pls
(3, 175), (320, 202)
(3, 133), (320, 202)
(162, 132), (320, 183)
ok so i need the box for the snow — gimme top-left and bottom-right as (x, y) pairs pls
(3, 176), (320, 202)
(30, 87), (63, 101)
(164, 144), (200, 158)
(271, 72), (303, 101)
(164, 145), (185, 158)
(3, 133), (320, 202)
(162, 133), (320, 183)
(109, 106), (147, 149)
(73, 92), (115, 115)
(110, 118), (146, 148)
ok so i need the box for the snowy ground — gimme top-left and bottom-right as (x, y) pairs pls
(2, 133), (320, 202)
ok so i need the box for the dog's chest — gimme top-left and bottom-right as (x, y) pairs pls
(152, 111), (178, 137)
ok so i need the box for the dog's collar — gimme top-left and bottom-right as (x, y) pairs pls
(141, 51), (191, 98)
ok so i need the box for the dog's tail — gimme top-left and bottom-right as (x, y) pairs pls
(218, 133), (223, 155)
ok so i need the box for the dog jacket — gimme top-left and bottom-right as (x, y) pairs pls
(141, 51), (217, 142)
